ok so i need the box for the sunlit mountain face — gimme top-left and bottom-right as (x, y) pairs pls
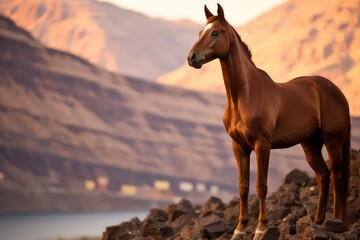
(0, 0), (200, 81)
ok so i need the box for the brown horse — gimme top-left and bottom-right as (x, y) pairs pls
(188, 4), (350, 239)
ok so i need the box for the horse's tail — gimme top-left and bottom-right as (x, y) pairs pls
(342, 121), (351, 221)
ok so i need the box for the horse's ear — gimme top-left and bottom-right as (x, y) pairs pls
(204, 5), (214, 20)
(217, 3), (225, 21)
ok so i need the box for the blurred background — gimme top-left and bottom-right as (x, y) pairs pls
(0, 0), (359, 239)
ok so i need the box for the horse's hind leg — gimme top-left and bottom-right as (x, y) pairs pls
(324, 134), (348, 222)
(301, 132), (329, 224)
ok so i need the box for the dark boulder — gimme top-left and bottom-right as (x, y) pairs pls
(141, 218), (174, 239)
(164, 202), (195, 222)
(261, 226), (280, 240)
(284, 169), (310, 186)
(321, 217), (348, 233)
(146, 208), (168, 222)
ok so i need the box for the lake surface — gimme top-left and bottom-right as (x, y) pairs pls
(0, 210), (148, 240)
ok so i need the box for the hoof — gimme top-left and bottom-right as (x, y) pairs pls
(252, 230), (264, 240)
(231, 230), (246, 240)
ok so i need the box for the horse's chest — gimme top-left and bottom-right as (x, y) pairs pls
(223, 110), (255, 148)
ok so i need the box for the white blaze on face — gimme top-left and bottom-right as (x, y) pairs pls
(201, 23), (212, 37)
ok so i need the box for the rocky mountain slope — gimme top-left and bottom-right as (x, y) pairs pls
(0, 0), (199, 80)
(0, 15), (229, 212)
(103, 149), (360, 240)
(159, 0), (360, 116)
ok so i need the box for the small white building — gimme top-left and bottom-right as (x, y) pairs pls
(97, 176), (109, 190)
(154, 180), (170, 191)
(84, 180), (95, 191)
(210, 185), (219, 195)
(179, 181), (194, 192)
(196, 182), (207, 192)
(121, 184), (138, 196)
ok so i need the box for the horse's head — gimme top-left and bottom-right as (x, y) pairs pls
(188, 4), (231, 69)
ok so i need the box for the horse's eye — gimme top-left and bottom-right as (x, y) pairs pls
(212, 31), (220, 37)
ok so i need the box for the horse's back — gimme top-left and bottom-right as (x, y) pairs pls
(272, 75), (349, 147)
(287, 75), (350, 134)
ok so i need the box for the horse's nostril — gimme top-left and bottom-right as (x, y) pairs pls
(191, 52), (197, 61)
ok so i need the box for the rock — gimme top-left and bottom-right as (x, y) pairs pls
(267, 197), (292, 226)
(178, 198), (193, 211)
(303, 224), (328, 240)
(216, 232), (233, 240)
(203, 196), (225, 212)
(349, 202), (360, 225)
(304, 195), (318, 217)
(278, 205), (307, 238)
(102, 220), (141, 240)
(170, 213), (194, 231)
(299, 185), (318, 202)
(196, 214), (228, 238)
(262, 226), (280, 240)
(278, 220), (296, 238)
(277, 182), (300, 207)
(146, 208), (168, 222)
(284, 169), (310, 186)
(204, 221), (227, 238)
(165, 202), (194, 222)
(326, 232), (347, 240)
(213, 210), (225, 219)
(102, 224), (123, 240)
(179, 222), (205, 239)
(296, 215), (314, 234)
(141, 218), (174, 239)
(197, 214), (220, 227)
(345, 221), (360, 240)
(130, 217), (142, 226)
(285, 205), (307, 223)
(283, 235), (303, 240)
(321, 217), (348, 233)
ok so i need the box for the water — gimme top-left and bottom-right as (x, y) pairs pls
(0, 210), (148, 240)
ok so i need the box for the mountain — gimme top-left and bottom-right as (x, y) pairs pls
(0, 0), (199, 81)
(0, 14), (231, 212)
(158, 0), (360, 116)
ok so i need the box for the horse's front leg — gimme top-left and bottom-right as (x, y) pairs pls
(254, 140), (270, 239)
(231, 140), (251, 240)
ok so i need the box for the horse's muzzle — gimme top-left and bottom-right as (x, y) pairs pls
(188, 52), (204, 69)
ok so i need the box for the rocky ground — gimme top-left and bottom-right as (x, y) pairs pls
(102, 150), (360, 240)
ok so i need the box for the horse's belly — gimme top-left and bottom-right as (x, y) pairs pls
(271, 138), (302, 149)
(271, 124), (317, 149)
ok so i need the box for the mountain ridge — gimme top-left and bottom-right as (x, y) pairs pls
(0, 0), (200, 81)
(0, 14), (237, 212)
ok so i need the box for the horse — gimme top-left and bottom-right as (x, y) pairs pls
(187, 4), (350, 239)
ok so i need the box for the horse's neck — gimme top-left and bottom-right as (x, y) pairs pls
(220, 40), (258, 108)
